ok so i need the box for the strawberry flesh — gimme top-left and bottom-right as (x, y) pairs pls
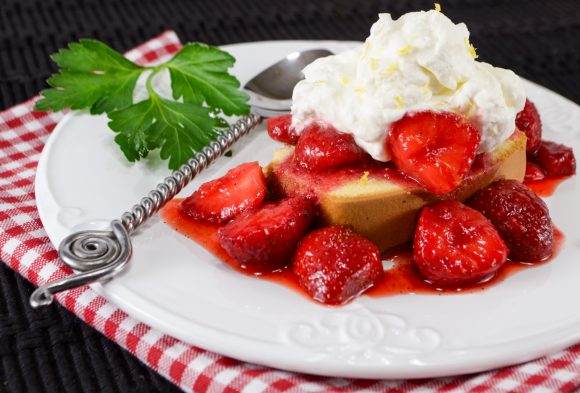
(413, 200), (508, 286)
(516, 99), (542, 154)
(534, 140), (576, 177)
(468, 179), (554, 262)
(181, 162), (267, 224)
(387, 111), (481, 195)
(267, 114), (299, 145)
(218, 197), (316, 273)
(293, 123), (370, 172)
(293, 226), (383, 305)
(524, 162), (546, 182)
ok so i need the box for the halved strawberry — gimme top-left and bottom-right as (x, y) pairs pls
(267, 114), (299, 145)
(413, 200), (508, 286)
(534, 140), (576, 177)
(516, 99), (542, 154)
(181, 162), (267, 224)
(218, 197), (316, 273)
(293, 123), (370, 172)
(293, 226), (383, 305)
(387, 111), (481, 195)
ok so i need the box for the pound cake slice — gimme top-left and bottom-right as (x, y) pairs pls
(267, 130), (526, 251)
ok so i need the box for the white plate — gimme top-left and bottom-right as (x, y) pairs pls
(36, 40), (580, 379)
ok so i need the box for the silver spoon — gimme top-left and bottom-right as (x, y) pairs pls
(246, 49), (332, 116)
(29, 48), (333, 307)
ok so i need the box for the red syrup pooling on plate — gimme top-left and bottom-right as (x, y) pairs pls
(161, 199), (309, 297)
(367, 226), (564, 297)
(161, 198), (565, 302)
(524, 176), (571, 197)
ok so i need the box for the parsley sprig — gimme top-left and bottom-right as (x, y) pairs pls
(36, 39), (250, 169)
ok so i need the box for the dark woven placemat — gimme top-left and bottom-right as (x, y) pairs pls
(1, 0), (579, 392)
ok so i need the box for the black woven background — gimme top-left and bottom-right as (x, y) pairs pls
(1, 0), (579, 392)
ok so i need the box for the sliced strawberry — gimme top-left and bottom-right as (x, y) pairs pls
(524, 162), (545, 182)
(181, 162), (267, 224)
(413, 200), (508, 286)
(516, 99), (542, 154)
(267, 114), (299, 145)
(468, 179), (554, 262)
(293, 226), (383, 305)
(534, 140), (576, 177)
(387, 111), (481, 195)
(218, 197), (316, 273)
(293, 123), (370, 172)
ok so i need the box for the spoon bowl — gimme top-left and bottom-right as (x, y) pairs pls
(244, 49), (333, 116)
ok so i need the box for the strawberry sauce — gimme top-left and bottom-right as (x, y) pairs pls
(368, 226), (564, 297)
(525, 176), (570, 197)
(161, 198), (565, 301)
(161, 199), (309, 297)
(271, 156), (422, 200)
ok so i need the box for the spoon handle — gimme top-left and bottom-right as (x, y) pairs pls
(30, 114), (263, 308)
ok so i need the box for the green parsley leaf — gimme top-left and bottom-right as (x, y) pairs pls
(108, 92), (217, 169)
(165, 43), (250, 116)
(36, 40), (142, 114)
(35, 39), (249, 170)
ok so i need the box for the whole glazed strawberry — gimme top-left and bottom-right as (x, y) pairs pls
(469, 180), (554, 262)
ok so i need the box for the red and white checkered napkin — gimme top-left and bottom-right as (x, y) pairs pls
(1, 31), (579, 393)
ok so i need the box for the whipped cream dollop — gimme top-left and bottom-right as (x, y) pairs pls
(291, 10), (526, 161)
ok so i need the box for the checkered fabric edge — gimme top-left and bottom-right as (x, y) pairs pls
(1, 30), (579, 393)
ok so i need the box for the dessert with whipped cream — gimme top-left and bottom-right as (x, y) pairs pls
(269, 9), (529, 250)
(291, 10), (525, 161)
(162, 9), (576, 305)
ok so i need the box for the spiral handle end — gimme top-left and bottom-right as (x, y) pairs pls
(29, 220), (132, 308)
(30, 287), (55, 308)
